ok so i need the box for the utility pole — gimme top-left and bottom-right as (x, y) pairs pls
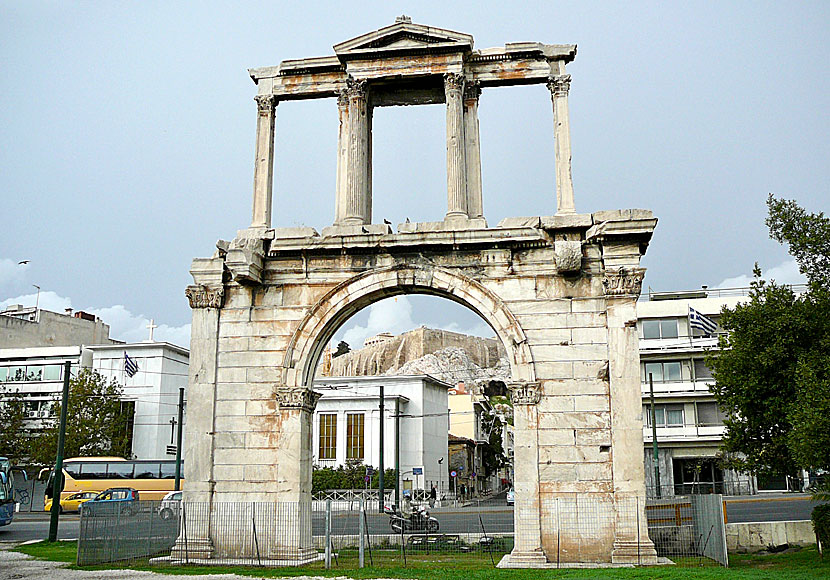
(394, 397), (401, 510)
(378, 385), (384, 512)
(48, 360), (71, 542)
(649, 373), (661, 498)
(174, 387), (185, 491)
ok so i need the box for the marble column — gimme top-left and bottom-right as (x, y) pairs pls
(444, 73), (468, 220)
(334, 91), (349, 224)
(342, 77), (371, 225)
(463, 80), (484, 219)
(504, 382), (547, 565)
(251, 95), (277, 229)
(547, 75), (575, 215)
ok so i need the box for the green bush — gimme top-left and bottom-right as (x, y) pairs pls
(812, 503), (830, 556)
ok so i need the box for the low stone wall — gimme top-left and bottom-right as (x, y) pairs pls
(726, 520), (815, 553)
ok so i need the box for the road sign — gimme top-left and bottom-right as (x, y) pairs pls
(450, 470), (457, 478)
(412, 467), (423, 475)
(472, 472), (477, 478)
(364, 475), (370, 483)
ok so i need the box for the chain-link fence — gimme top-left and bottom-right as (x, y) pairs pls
(77, 494), (727, 568)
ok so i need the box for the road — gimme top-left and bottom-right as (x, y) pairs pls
(0, 494), (820, 543)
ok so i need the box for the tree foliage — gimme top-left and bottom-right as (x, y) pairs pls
(0, 386), (30, 461)
(708, 195), (830, 476)
(29, 369), (134, 465)
(312, 462), (395, 493)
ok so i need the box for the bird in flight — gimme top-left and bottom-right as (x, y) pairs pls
(18, 260), (29, 265)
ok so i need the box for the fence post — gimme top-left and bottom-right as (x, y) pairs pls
(359, 497), (365, 568)
(325, 499), (332, 569)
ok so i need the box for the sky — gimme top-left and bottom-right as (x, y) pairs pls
(1, 1), (826, 349)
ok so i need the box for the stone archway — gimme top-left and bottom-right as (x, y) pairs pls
(179, 18), (659, 567)
(282, 264), (536, 391)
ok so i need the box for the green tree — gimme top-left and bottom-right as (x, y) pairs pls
(29, 369), (134, 465)
(0, 386), (30, 461)
(708, 195), (830, 477)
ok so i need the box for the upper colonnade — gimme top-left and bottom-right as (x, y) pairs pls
(247, 16), (577, 234)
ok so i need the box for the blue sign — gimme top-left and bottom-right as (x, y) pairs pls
(450, 470), (457, 478)
(412, 467), (423, 475)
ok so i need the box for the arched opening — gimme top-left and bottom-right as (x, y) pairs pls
(305, 290), (515, 508)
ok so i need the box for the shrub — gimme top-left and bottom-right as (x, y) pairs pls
(812, 503), (830, 557)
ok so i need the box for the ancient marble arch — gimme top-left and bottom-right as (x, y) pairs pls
(181, 18), (658, 566)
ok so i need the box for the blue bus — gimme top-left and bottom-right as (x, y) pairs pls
(0, 457), (26, 527)
(0, 457), (15, 526)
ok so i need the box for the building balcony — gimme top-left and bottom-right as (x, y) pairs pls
(643, 424), (725, 442)
(641, 380), (713, 396)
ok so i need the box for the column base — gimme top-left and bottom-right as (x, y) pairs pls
(611, 540), (659, 565)
(497, 548), (548, 568)
(170, 537), (214, 561)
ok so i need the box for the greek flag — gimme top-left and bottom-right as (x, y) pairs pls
(689, 307), (718, 334)
(124, 352), (139, 378)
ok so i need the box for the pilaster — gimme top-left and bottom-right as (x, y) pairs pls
(503, 381), (547, 566)
(252, 95), (277, 228)
(603, 267), (658, 564)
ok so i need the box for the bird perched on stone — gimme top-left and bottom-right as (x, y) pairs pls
(383, 219), (392, 225)
(361, 226), (369, 234)
(405, 217), (410, 223)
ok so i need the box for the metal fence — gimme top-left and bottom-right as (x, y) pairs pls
(647, 479), (754, 498)
(77, 494), (727, 568)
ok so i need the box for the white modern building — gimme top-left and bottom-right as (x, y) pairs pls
(87, 342), (189, 460)
(637, 286), (808, 495)
(312, 375), (450, 496)
(0, 341), (188, 461)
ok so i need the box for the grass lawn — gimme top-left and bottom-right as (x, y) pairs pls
(13, 541), (830, 579)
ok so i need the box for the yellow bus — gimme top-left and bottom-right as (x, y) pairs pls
(43, 457), (184, 506)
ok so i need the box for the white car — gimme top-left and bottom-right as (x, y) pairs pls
(506, 488), (514, 505)
(158, 490), (182, 520)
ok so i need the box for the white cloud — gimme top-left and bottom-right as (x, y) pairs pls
(1, 289), (191, 349)
(342, 296), (416, 348)
(716, 259), (806, 288)
(338, 296), (496, 349)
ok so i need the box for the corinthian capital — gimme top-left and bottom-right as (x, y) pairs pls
(507, 381), (542, 406)
(185, 284), (224, 309)
(344, 76), (368, 100)
(463, 80), (481, 102)
(255, 94), (277, 115)
(602, 267), (646, 297)
(546, 74), (572, 98)
(444, 72), (466, 94)
(276, 387), (323, 413)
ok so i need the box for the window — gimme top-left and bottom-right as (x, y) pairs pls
(8, 366), (25, 382)
(134, 463), (161, 479)
(346, 413), (364, 461)
(79, 463), (108, 479)
(107, 463), (134, 479)
(696, 402), (725, 426)
(42, 365), (62, 381)
(0, 368), (7, 381)
(642, 319), (679, 340)
(26, 366), (43, 381)
(693, 359), (713, 380)
(319, 414), (337, 460)
(643, 404), (684, 427)
(644, 361), (682, 382)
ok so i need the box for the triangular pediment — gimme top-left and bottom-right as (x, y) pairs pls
(334, 18), (473, 59)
